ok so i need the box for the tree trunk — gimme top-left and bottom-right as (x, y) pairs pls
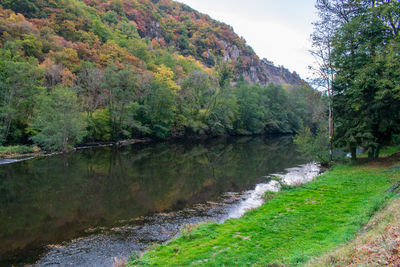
(328, 94), (333, 162)
(351, 146), (357, 161)
(374, 145), (381, 160)
(328, 42), (334, 163)
(368, 147), (375, 161)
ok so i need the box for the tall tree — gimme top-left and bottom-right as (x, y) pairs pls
(311, 0), (367, 161)
(30, 87), (87, 151)
(102, 64), (138, 139)
(0, 54), (44, 144)
(330, 0), (400, 159)
(75, 62), (105, 118)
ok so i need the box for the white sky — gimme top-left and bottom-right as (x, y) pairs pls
(176, 0), (318, 80)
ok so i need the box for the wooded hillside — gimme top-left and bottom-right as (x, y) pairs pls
(0, 0), (324, 150)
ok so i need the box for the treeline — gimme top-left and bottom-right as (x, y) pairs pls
(311, 0), (400, 161)
(0, 51), (323, 150)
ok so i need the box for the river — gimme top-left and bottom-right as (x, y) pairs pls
(0, 136), (316, 266)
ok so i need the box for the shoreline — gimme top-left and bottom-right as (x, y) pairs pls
(0, 133), (291, 162)
(128, 153), (400, 266)
(0, 138), (153, 161)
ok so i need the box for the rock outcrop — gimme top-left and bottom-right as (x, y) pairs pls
(130, 0), (306, 87)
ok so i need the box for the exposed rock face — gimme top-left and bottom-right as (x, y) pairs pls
(126, 0), (307, 87)
(242, 59), (305, 86)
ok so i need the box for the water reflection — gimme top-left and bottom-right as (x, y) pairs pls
(0, 136), (306, 266)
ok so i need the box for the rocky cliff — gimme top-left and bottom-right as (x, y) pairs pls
(92, 0), (306, 86)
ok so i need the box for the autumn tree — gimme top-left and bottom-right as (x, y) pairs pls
(75, 62), (105, 117)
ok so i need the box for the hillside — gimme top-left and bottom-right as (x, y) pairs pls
(1, 0), (303, 86)
(0, 0), (322, 150)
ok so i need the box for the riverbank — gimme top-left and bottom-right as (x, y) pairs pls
(128, 153), (400, 266)
(0, 138), (152, 160)
(0, 134), (293, 160)
(308, 194), (400, 266)
(0, 145), (39, 158)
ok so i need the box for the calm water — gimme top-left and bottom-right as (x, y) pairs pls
(0, 136), (308, 266)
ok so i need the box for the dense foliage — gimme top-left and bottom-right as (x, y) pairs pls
(0, 0), (323, 151)
(312, 0), (400, 160)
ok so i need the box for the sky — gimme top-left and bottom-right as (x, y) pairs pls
(176, 0), (318, 80)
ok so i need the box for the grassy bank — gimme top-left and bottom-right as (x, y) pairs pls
(308, 196), (400, 266)
(0, 145), (38, 158)
(128, 155), (400, 266)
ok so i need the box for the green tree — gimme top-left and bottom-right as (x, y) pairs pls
(263, 84), (292, 134)
(179, 70), (216, 135)
(102, 11), (119, 25)
(89, 108), (113, 141)
(31, 87), (87, 151)
(75, 62), (105, 118)
(102, 64), (138, 139)
(2, 0), (39, 17)
(0, 53), (44, 144)
(332, 2), (400, 160)
(216, 60), (233, 88)
(117, 21), (140, 40)
(234, 82), (266, 135)
(294, 125), (330, 166)
(91, 18), (112, 43)
(206, 88), (237, 136)
(143, 82), (177, 138)
(21, 34), (43, 58)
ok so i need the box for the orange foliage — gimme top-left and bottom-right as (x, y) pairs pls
(125, 54), (141, 66)
(151, 38), (160, 49)
(60, 68), (76, 86)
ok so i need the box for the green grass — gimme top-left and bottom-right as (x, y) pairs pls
(129, 160), (400, 266)
(359, 145), (400, 158)
(377, 146), (400, 157)
(0, 145), (35, 157)
(308, 196), (400, 266)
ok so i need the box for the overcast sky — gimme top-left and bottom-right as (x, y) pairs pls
(176, 0), (318, 80)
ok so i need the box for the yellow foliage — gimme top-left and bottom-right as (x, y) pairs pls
(51, 48), (80, 70)
(154, 64), (181, 93)
(8, 13), (26, 23)
(175, 54), (214, 76)
(99, 40), (128, 66)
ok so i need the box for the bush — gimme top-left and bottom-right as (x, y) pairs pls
(393, 134), (400, 145)
(294, 126), (330, 165)
(87, 108), (112, 141)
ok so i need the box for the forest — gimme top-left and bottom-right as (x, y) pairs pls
(308, 0), (400, 161)
(0, 0), (324, 151)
